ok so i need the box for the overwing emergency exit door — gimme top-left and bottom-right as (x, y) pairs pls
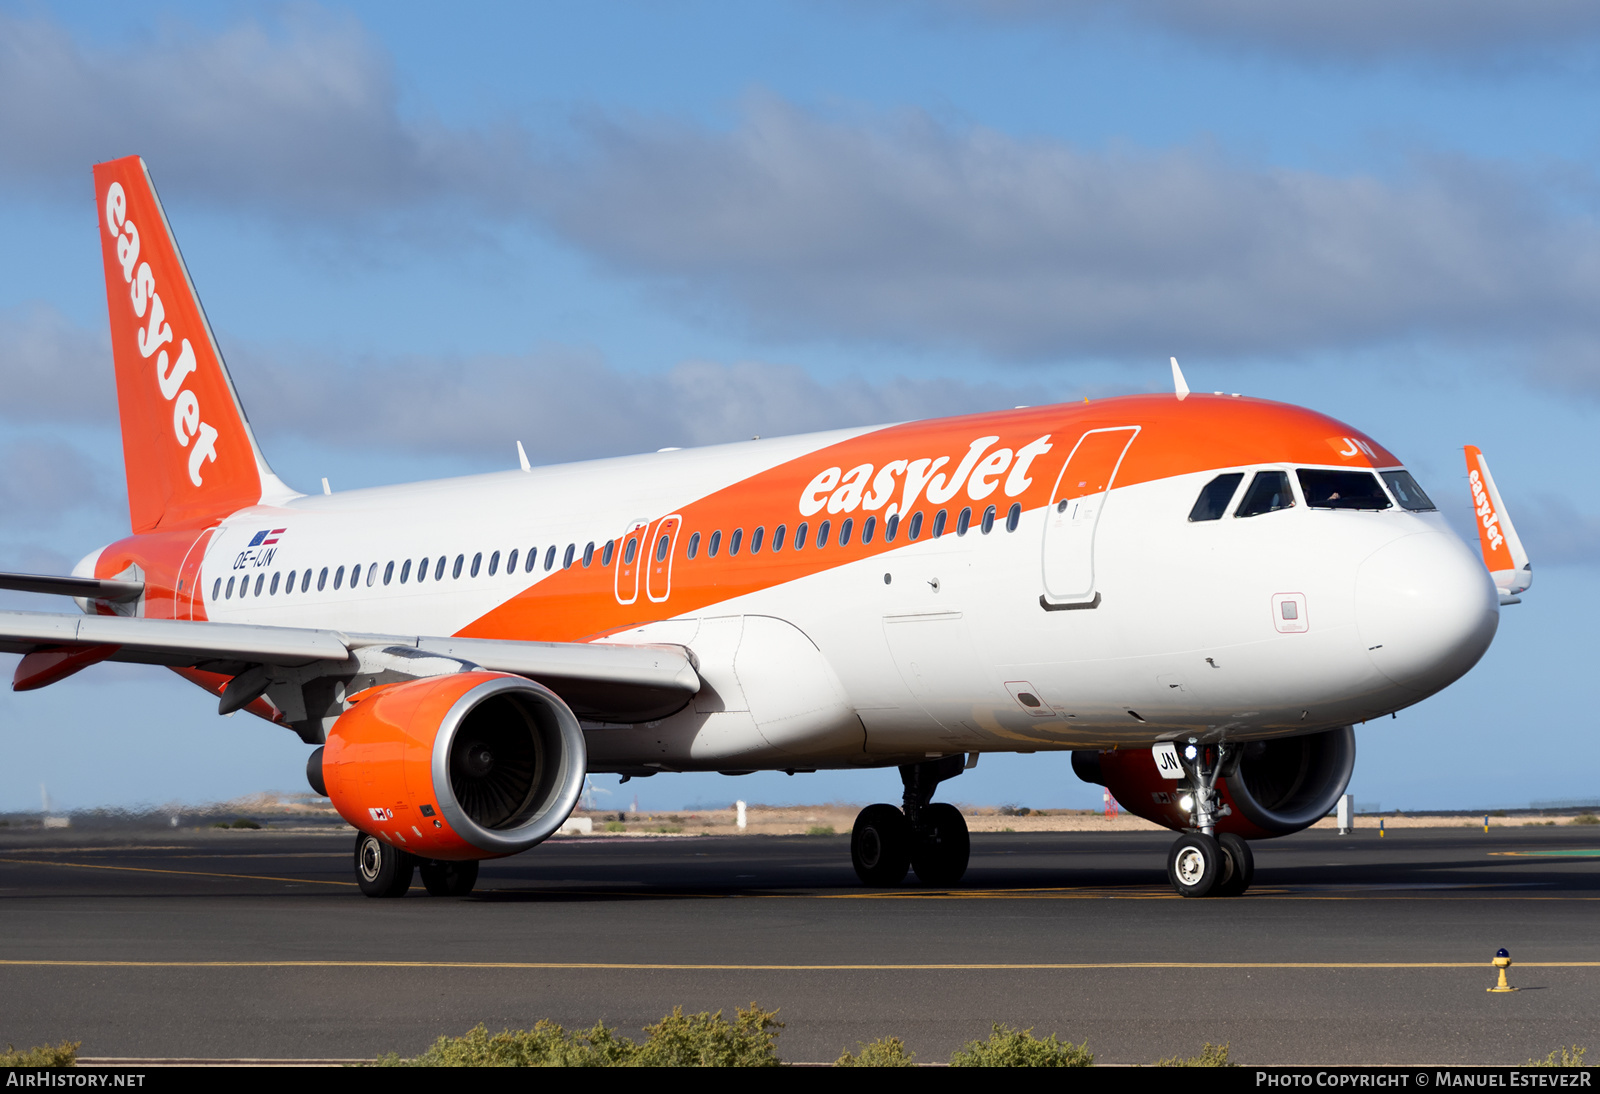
(1040, 426), (1139, 606)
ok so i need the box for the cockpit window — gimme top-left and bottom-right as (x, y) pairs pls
(1297, 469), (1391, 511)
(1235, 471), (1295, 518)
(1380, 470), (1436, 512)
(1188, 473), (1245, 522)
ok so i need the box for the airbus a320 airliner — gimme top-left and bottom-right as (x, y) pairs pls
(0, 157), (1533, 898)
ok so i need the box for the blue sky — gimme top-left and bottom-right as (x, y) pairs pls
(1, 1), (1597, 813)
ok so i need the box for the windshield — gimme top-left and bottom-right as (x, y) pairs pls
(1380, 469), (1436, 512)
(1235, 471), (1294, 518)
(1296, 469), (1391, 511)
(1188, 472), (1245, 522)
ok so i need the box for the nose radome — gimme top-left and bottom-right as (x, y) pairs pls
(1355, 532), (1499, 695)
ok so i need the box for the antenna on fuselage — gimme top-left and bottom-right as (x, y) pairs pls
(1170, 357), (1190, 401)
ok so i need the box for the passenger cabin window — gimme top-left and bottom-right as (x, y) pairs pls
(624, 537), (638, 565)
(434, 557), (446, 581)
(729, 528), (743, 556)
(417, 557), (429, 582)
(383, 561), (394, 585)
(400, 560), (411, 583)
(1006, 503), (1020, 532)
(981, 505), (996, 534)
(544, 546), (556, 571)
(749, 527), (764, 554)
(452, 555), (464, 579)
(794, 522), (808, 550)
(1189, 472), (1246, 522)
(212, 578), (221, 600)
(839, 518), (853, 546)
(772, 525), (787, 552)
(861, 516), (875, 544)
(1235, 471), (1295, 518)
(488, 551), (500, 576)
(708, 531), (721, 557)
(956, 507), (972, 536)
(908, 512), (923, 540)
(602, 541), (615, 566)
(302, 570), (312, 593)
(563, 544), (575, 569)
(1297, 469), (1391, 511)
(525, 549), (538, 573)
(583, 542), (595, 567)
(255, 574), (264, 596)
(318, 567), (329, 591)
(506, 549), (518, 573)
(333, 565), (345, 590)
(1381, 470), (1437, 512)
(931, 509), (948, 538)
(816, 520), (831, 549)
(687, 532), (700, 559)
(470, 552), (482, 577)
(885, 513), (899, 542)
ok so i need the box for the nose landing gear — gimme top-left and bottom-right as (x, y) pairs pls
(850, 755), (970, 887)
(1164, 741), (1255, 898)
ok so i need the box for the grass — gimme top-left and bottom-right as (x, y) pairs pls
(949, 1024), (1093, 1067)
(806, 825), (836, 836)
(1571, 814), (1599, 826)
(836, 1037), (916, 1067)
(1528, 1046), (1587, 1067)
(213, 817), (261, 829)
(379, 1004), (783, 1067)
(651, 825), (684, 834)
(0, 1041), (78, 1066)
(603, 820), (627, 833)
(1155, 1042), (1236, 1066)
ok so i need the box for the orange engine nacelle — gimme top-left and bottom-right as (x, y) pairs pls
(1072, 726), (1356, 840)
(320, 671), (587, 861)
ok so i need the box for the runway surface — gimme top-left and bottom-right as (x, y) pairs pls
(1, 821), (1596, 1064)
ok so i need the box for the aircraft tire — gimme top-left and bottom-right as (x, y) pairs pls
(1214, 833), (1254, 897)
(420, 859), (480, 897)
(1166, 832), (1223, 898)
(911, 802), (970, 887)
(851, 803), (912, 886)
(355, 831), (415, 898)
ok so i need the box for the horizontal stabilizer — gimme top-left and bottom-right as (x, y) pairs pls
(0, 572), (143, 603)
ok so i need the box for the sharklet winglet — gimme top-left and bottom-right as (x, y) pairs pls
(1170, 357), (1190, 401)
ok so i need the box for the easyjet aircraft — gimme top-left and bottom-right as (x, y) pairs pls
(0, 157), (1533, 898)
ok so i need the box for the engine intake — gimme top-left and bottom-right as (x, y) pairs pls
(321, 672), (586, 860)
(1073, 725), (1356, 839)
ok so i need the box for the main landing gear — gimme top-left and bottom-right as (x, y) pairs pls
(851, 756), (970, 887)
(354, 832), (479, 898)
(1164, 741), (1255, 898)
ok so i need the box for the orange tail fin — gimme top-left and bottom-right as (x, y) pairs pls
(93, 156), (295, 533)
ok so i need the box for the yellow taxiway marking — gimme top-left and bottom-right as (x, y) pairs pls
(0, 959), (1596, 971)
(0, 857), (354, 887)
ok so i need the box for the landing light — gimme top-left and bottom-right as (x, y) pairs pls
(1178, 794), (1194, 812)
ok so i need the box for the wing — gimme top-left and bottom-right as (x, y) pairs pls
(0, 608), (700, 726)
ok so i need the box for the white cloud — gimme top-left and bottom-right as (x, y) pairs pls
(959, 1), (1600, 61)
(0, 305), (115, 424)
(227, 343), (1051, 462)
(7, 11), (1600, 375)
(0, 10), (477, 216)
(534, 101), (1600, 361)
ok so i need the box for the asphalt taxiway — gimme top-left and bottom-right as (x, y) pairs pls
(1, 822), (1596, 1064)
